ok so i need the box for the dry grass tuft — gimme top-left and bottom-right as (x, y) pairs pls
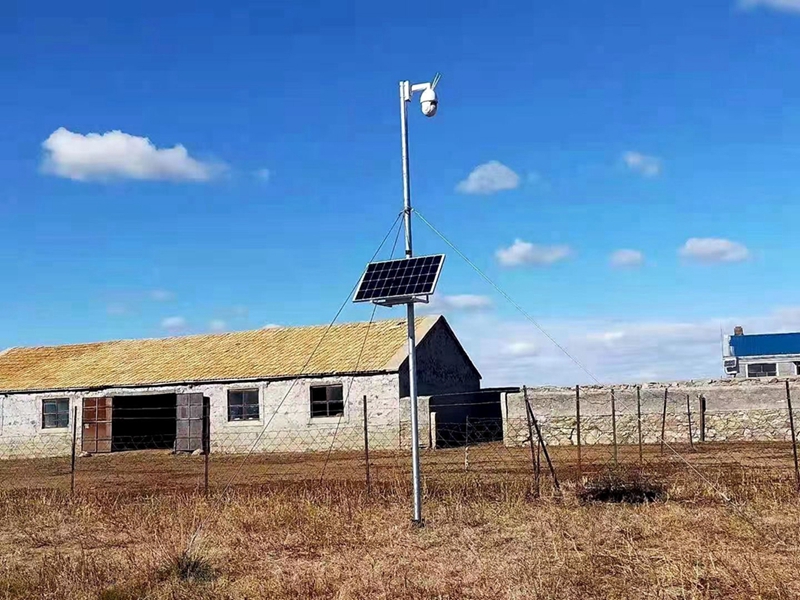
(160, 548), (215, 583)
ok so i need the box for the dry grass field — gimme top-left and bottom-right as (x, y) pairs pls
(0, 443), (799, 599)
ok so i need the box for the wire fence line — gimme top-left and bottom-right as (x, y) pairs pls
(0, 383), (799, 499)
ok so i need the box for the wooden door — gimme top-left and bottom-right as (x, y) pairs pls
(176, 393), (204, 452)
(82, 397), (112, 453)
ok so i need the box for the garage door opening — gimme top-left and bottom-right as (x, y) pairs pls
(112, 394), (177, 451)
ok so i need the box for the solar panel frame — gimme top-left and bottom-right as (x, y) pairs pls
(353, 254), (445, 303)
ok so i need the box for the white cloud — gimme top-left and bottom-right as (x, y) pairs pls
(161, 316), (187, 331)
(150, 289), (175, 302)
(496, 239), (572, 267)
(255, 168), (270, 181)
(504, 341), (539, 357)
(610, 249), (644, 268)
(41, 128), (224, 182)
(456, 161), (520, 195)
(424, 294), (493, 313)
(448, 307), (800, 387)
(622, 151), (662, 177)
(679, 238), (750, 263)
(262, 323), (281, 329)
(209, 319), (227, 332)
(739, 0), (800, 13)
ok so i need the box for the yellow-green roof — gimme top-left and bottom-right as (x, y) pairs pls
(0, 316), (442, 393)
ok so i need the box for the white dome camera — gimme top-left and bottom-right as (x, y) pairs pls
(420, 86), (438, 117)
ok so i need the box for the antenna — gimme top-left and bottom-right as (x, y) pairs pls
(430, 72), (441, 90)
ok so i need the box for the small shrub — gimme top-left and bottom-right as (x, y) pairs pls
(159, 548), (215, 583)
(578, 468), (666, 504)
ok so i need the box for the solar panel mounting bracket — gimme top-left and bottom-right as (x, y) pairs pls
(371, 295), (431, 308)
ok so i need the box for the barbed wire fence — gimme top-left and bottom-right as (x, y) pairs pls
(1, 381), (799, 502)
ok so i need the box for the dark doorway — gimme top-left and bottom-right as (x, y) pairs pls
(111, 394), (177, 451)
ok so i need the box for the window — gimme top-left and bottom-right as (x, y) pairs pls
(310, 385), (344, 418)
(42, 399), (69, 429)
(227, 389), (259, 421)
(747, 363), (777, 378)
(795, 362), (800, 376)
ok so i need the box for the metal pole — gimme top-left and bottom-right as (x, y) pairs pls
(786, 381), (800, 491)
(362, 395), (371, 496)
(70, 405), (78, 495)
(407, 304), (422, 524)
(400, 80), (423, 525)
(660, 388), (668, 455)
(611, 388), (618, 466)
(400, 81), (413, 259)
(575, 385), (582, 480)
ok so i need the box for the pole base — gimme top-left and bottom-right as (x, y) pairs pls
(411, 518), (425, 528)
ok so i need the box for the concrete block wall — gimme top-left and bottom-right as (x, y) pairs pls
(209, 373), (402, 454)
(0, 372), (404, 459)
(399, 395), (432, 449)
(0, 392), (83, 458)
(504, 378), (800, 447)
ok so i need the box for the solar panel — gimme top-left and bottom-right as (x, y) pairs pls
(353, 254), (445, 303)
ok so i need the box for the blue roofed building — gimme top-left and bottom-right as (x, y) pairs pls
(723, 326), (800, 378)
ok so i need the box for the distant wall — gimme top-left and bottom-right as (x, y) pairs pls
(503, 378), (800, 447)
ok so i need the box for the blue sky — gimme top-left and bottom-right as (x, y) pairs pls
(2, 0), (800, 385)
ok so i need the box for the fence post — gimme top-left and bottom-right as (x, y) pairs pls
(203, 398), (210, 496)
(636, 386), (643, 465)
(575, 385), (582, 480)
(699, 394), (706, 443)
(523, 386), (540, 496)
(362, 395), (371, 497)
(660, 388), (668, 455)
(464, 416), (470, 471)
(70, 405), (78, 495)
(536, 434), (542, 493)
(611, 388), (618, 467)
(686, 394), (695, 451)
(786, 382), (800, 491)
(525, 387), (560, 492)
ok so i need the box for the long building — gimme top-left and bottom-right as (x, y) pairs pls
(0, 315), (493, 458)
